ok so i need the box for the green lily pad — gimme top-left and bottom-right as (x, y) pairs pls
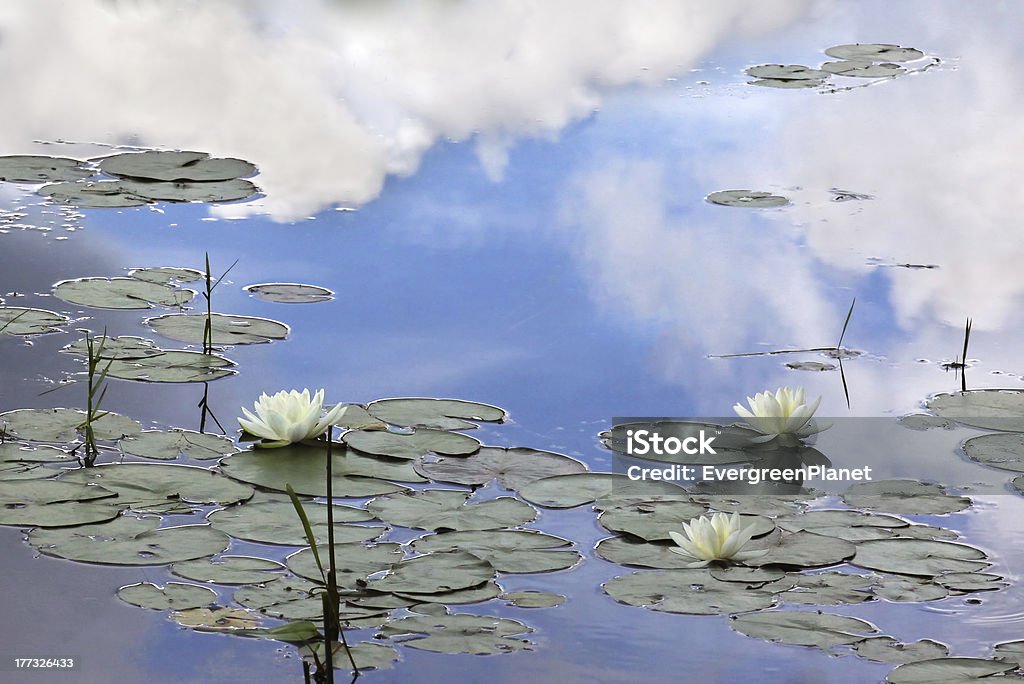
(104, 351), (236, 383)
(604, 569), (777, 615)
(749, 78), (823, 89)
(936, 572), (1006, 592)
(776, 510), (909, 540)
(729, 610), (877, 649)
(99, 151), (256, 182)
(690, 493), (811, 517)
(887, 658), (1019, 683)
(377, 614), (532, 655)
(963, 433), (1024, 472)
(411, 530), (580, 573)
(171, 606), (262, 631)
(0, 501), (124, 527)
(925, 390), (1024, 431)
(235, 620), (321, 642)
(500, 591), (565, 608)
(171, 556), (286, 585)
(117, 581), (216, 610)
(234, 576), (387, 622)
(993, 641), (1024, 667)
(368, 551), (494, 594)
(748, 530), (856, 568)
(29, 516), (229, 565)
(332, 404), (388, 431)
(366, 490), (536, 531)
(394, 580), (503, 606)
(706, 190), (789, 208)
(300, 642), (399, 671)
(286, 542), (404, 587)
(0, 307), (69, 335)
(597, 500), (713, 541)
(53, 277), (194, 309)
(0, 155), (93, 182)
(853, 637), (949, 665)
(146, 313), (289, 345)
(517, 473), (686, 509)
(219, 446), (414, 498)
(59, 463), (253, 513)
(595, 536), (697, 569)
(745, 64), (829, 80)
(208, 501), (382, 546)
(0, 479), (116, 505)
(414, 446), (587, 491)
(824, 44), (924, 62)
(120, 429), (240, 460)
(63, 336), (164, 360)
(708, 566), (786, 584)
(243, 283), (333, 304)
(852, 539), (988, 577)
(114, 178), (258, 203)
(366, 398), (506, 430)
(898, 414), (955, 431)
(842, 480), (971, 515)
(786, 361), (837, 371)
(343, 428), (480, 461)
(873, 577), (949, 602)
(129, 267), (205, 285)
(821, 61), (906, 78)
(777, 572), (877, 605)
(0, 442), (71, 462)
(38, 180), (150, 207)
(0, 408), (142, 442)
(896, 524), (959, 541)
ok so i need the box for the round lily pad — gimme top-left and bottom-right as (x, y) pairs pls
(0, 408), (141, 442)
(117, 581), (216, 610)
(517, 473), (686, 509)
(597, 500), (713, 541)
(219, 446), (414, 498)
(0, 307), (68, 335)
(0, 155), (93, 183)
(29, 516), (229, 565)
(171, 556), (286, 585)
(63, 336), (164, 360)
(925, 390), (1024, 431)
(343, 428), (480, 460)
(367, 551), (494, 594)
(366, 398), (506, 430)
(60, 463), (253, 513)
(749, 78), (823, 89)
(776, 510), (909, 538)
(367, 489), (536, 531)
(411, 530), (580, 573)
(232, 577), (339, 621)
(821, 61), (906, 78)
(873, 577), (949, 602)
(786, 361), (836, 371)
(414, 446), (587, 491)
(963, 433), (1024, 472)
(300, 642), (399, 672)
(853, 637), (948, 665)
(0, 479), (116, 505)
(887, 658), (1018, 683)
(208, 500), (381, 546)
(0, 443), (76, 463)
(38, 180), (150, 207)
(993, 641), (1024, 667)
(332, 404), (388, 431)
(852, 539), (988, 577)
(286, 542), (404, 587)
(595, 536), (697, 569)
(105, 351), (236, 383)
(936, 572), (1006, 592)
(777, 571), (877, 606)
(99, 151), (256, 182)
(243, 283), (333, 304)
(729, 610), (877, 649)
(377, 614), (532, 655)
(745, 64), (829, 80)
(171, 606), (262, 631)
(501, 591), (565, 608)
(120, 429), (240, 460)
(393, 580), (503, 605)
(706, 190), (789, 208)
(842, 480), (970, 515)
(824, 44), (924, 62)
(604, 568), (777, 615)
(129, 267), (205, 285)
(114, 178), (257, 203)
(0, 500), (124, 527)
(146, 313), (289, 345)
(747, 530), (855, 568)
(53, 277), (194, 309)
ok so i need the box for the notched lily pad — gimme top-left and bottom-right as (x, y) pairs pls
(38, 180), (150, 207)
(746, 64), (829, 80)
(63, 336), (163, 360)
(412, 530), (580, 573)
(243, 283), (333, 304)
(500, 591), (565, 608)
(963, 433), (1024, 473)
(778, 571), (877, 606)
(887, 658), (1019, 683)
(0, 407), (141, 442)
(300, 642), (399, 671)
(146, 313), (289, 345)
(873, 576), (949, 602)
(171, 606), (262, 631)
(597, 499), (712, 541)
(0, 155), (93, 183)
(129, 267), (205, 285)
(748, 530), (856, 568)
(729, 610), (877, 650)
(286, 543), (404, 588)
(120, 429), (240, 460)
(105, 351), (236, 383)
(0, 307), (69, 336)
(53, 277), (193, 309)
(343, 428), (480, 460)
(603, 568), (777, 615)
(749, 78), (822, 89)
(925, 390), (1024, 432)
(824, 44), (924, 62)
(208, 500), (381, 546)
(60, 463), (253, 513)
(366, 398), (506, 430)
(821, 61), (906, 78)
(99, 150), (256, 182)
(415, 446), (587, 491)
(117, 581), (217, 610)
(114, 178), (258, 203)
(853, 637), (948, 665)
(852, 539), (988, 577)
(517, 473), (686, 509)
(377, 614), (532, 655)
(171, 556), (286, 585)
(367, 551), (494, 594)
(706, 190), (789, 208)
(842, 480), (970, 515)
(366, 489), (536, 531)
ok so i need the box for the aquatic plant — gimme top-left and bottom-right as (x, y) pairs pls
(667, 511), (768, 567)
(200, 253), (238, 354)
(78, 332), (112, 466)
(238, 389), (347, 448)
(733, 386), (829, 444)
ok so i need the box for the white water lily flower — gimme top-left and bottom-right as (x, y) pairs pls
(668, 512), (769, 568)
(238, 388), (347, 448)
(733, 386), (830, 443)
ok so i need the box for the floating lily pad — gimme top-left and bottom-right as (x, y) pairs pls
(776, 510), (908, 539)
(778, 572), (877, 606)
(0, 307), (68, 335)
(853, 637), (949, 665)
(120, 430), (239, 460)
(936, 572), (1006, 592)
(53, 277), (193, 309)
(367, 551), (494, 594)
(105, 351), (236, 383)
(887, 658), (1019, 683)
(60, 463), (253, 513)
(393, 580), (503, 606)
(171, 556), (286, 585)
(749, 78), (823, 89)
(748, 530), (855, 568)
(243, 283), (333, 304)
(286, 543), (404, 587)
(414, 446), (587, 491)
(63, 336), (164, 360)
(595, 536), (697, 569)
(366, 398), (506, 430)
(99, 151), (256, 182)
(708, 566), (786, 584)
(842, 480), (971, 515)
(852, 539), (988, 577)
(0, 155), (93, 182)
(0, 500), (124, 527)
(0, 408), (141, 442)
(129, 267), (205, 285)
(824, 44), (924, 62)
(378, 614), (532, 655)
(729, 610), (877, 649)
(746, 64), (829, 80)
(171, 606), (262, 631)
(873, 577), (949, 602)
(597, 500), (713, 541)
(332, 404), (388, 431)
(117, 582), (216, 610)
(690, 493), (811, 517)
(114, 178), (257, 203)
(38, 180), (150, 207)
(208, 500), (381, 546)
(898, 414), (955, 431)
(517, 473), (685, 509)
(0, 443), (81, 464)
(0, 479), (116, 505)
(367, 490), (536, 531)
(343, 428), (480, 461)
(993, 641), (1024, 667)
(29, 516), (229, 565)
(300, 642), (399, 671)
(896, 524), (959, 541)
(412, 530), (580, 573)
(926, 390), (1024, 431)
(146, 313), (289, 345)
(821, 61), (906, 78)
(500, 591), (565, 608)
(786, 361), (837, 371)
(963, 433), (1024, 473)
(706, 190), (789, 208)
(219, 446), (414, 498)
(234, 576), (386, 622)
(604, 568), (777, 615)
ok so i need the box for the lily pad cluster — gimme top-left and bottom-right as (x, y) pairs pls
(746, 42), (931, 89)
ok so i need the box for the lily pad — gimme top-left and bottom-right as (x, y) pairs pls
(411, 530), (580, 573)
(842, 480), (971, 515)
(117, 581), (216, 610)
(300, 642), (399, 671)
(778, 572), (877, 606)
(500, 591), (565, 608)
(748, 530), (856, 568)
(208, 500), (382, 546)
(821, 61), (906, 78)
(0, 408), (141, 442)
(729, 610), (877, 649)
(60, 463), (253, 513)
(378, 614), (532, 655)
(993, 641), (1024, 667)
(114, 178), (257, 203)
(926, 390), (1024, 431)
(99, 150), (256, 182)
(0, 155), (93, 182)
(873, 577), (949, 602)
(63, 336), (164, 360)
(963, 433), (1024, 472)
(853, 637), (949, 665)
(104, 351), (236, 383)
(899, 414), (956, 431)
(604, 568), (777, 615)
(367, 551), (494, 594)
(414, 446), (587, 491)
(887, 658), (1019, 683)
(29, 516), (229, 565)
(343, 428), (480, 460)
(597, 500), (715, 541)
(367, 490), (536, 531)
(38, 180), (150, 207)
(749, 78), (823, 89)
(219, 446), (414, 498)
(0, 307), (68, 335)
(146, 313), (289, 345)
(332, 404), (388, 431)
(0, 500), (124, 527)
(53, 277), (193, 309)
(745, 64), (829, 80)
(517, 473), (686, 509)
(776, 510), (909, 541)
(286, 542), (404, 587)
(243, 283), (333, 304)
(120, 429), (240, 460)
(786, 361), (836, 371)
(706, 190), (789, 208)
(171, 606), (262, 631)
(824, 43), (924, 62)
(0, 479), (116, 505)
(129, 267), (205, 285)
(171, 556), (286, 585)
(852, 539), (989, 577)
(366, 398), (506, 430)
(234, 576), (387, 622)
(393, 580), (503, 605)
(936, 572), (1006, 592)
(595, 536), (698, 570)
